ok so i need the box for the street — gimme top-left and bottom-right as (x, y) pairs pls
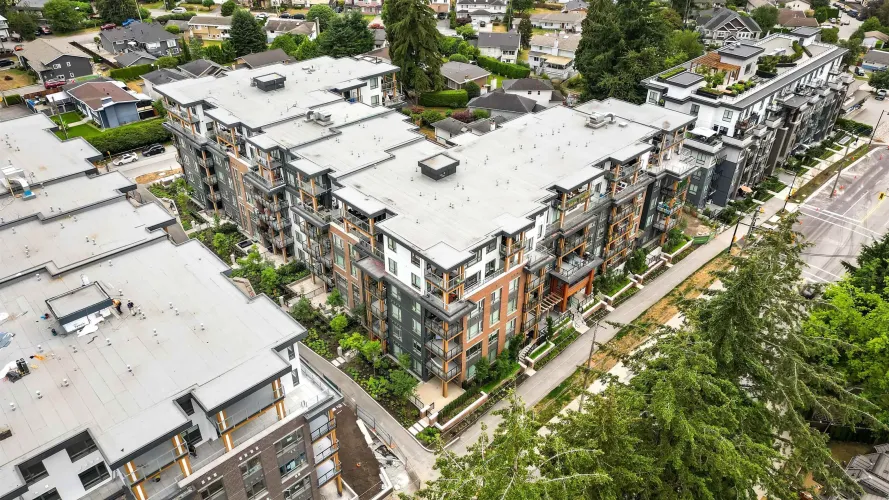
(846, 94), (889, 142)
(795, 148), (889, 282)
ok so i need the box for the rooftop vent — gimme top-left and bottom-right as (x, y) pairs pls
(586, 112), (614, 130)
(419, 154), (459, 181)
(252, 72), (286, 92)
(1, 165), (35, 200)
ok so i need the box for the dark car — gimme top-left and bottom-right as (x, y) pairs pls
(0, 59), (15, 68)
(292, 13), (305, 19)
(100, 23), (116, 30)
(437, 12), (447, 19)
(142, 144), (166, 156)
(278, 12), (291, 18)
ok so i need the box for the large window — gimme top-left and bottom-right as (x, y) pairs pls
(275, 430), (303, 455)
(199, 480), (226, 500)
(278, 451), (307, 478)
(411, 273), (421, 290)
(78, 463), (110, 490)
(388, 258), (398, 275)
(412, 318), (421, 335)
(66, 434), (98, 462)
(392, 306), (402, 321)
(22, 462), (48, 485)
(722, 110), (733, 122)
(241, 457), (266, 500)
(32, 490), (60, 500)
(283, 477), (312, 500)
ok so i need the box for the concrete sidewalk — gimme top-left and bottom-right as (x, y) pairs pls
(449, 190), (790, 455)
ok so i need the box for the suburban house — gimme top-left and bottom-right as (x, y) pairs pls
(372, 28), (387, 48)
(829, 443), (889, 499)
(429, 0), (450, 13)
(264, 18), (318, 42)
(178, 58), (227, 78)
(10, 0), (48, 19)
(17, 39), (93, 84)
(115, 50), (157, 67)
(188, 15), (233, 40)
(528, 33), (581, 79)
(361, 46), (391, 62)
(0, 15), (9, 40)
(777, 9), (819, 29)
(500, 78), (560, 107)
(475, 32), (521, 63)
(745, 0), (774, 10)
(863, 30), (889, 49)
(236, 48), (293, 69)
(695, 8), (762, 46)
(562, 0), (588, 12)
(99, 22), (180, 56)
(432, 116), (497, 143)
(456, 0), (507, 24)
(468, 91), (544, 121)
(863, 49), (889, 71)
(441, 61), (490, 90)
(165, 19), (190, 33)
(521, 12), (584, 32)
(64, 80), (143, 129)
(342, 0), (383, 15)
(141, 67), (187, 99)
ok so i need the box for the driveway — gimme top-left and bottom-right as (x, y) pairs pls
(837, 10), (862, 40)
(847, 96), (889, 142)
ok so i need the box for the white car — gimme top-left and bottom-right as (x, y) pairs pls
(255, 12), (269, 19)
(113, 153), (138, 166)
(171, 7), (187, 13)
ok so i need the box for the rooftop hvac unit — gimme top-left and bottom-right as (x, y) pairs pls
(1, 165), (35, 200)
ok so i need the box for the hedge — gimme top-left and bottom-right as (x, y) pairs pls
(477, 55), (530, 79)
(419, 89), (469, 108)
(87, 119), (171, 155)
(835, 118), (873, 137)
(154, 12), (197, 23)
(109, 63), (156, 81)
(4, 94), (22, 106)
(438, 385), (483, 422)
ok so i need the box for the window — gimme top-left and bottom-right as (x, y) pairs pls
(468, 249), (482, 266)
(391, 286), (400, 301)
(371, 95), (379, 106)
(278, 451), (307, 478)
(22, 462), (48, 485)
(333, 235), (344, 249)
(350, 262), (358, 277)
(509, 277), (519, 292)
(507, 296), (517, 315)
(53, 63), (61, 69)
(468, 299), (484, 339)
(647, 90), (657, 103)
(528, 90), (532, 95)
(199, 480), (226, 500)
(491, 288), (501, 304)
(485, 240), (496, 253)
(388, 237), (396, 251)
(244, 478), (267, 500)
(411, 301), (420, 314)
(66, 434), (98, 462)
(392, 306), (402, 321)
(411, 273), (421, 290)
(388, 258), (398, 275)
(690, 104), (700, 116)
(66, 62), (71, 67)
(506, 318), (517, 336)
(413, 340), (422, 355)
(286, 345), (296, 360)
(392, 323), (402, 340)
(335, 252), (345, 268)
(69, 72), (74, 78)
(412, 318), (421, 335)
(410, 252), (420, 266)
(722, 110), (733, 121)
(370, 77), (379, 89)
(488, 331), (499, 358)
(283, 477), (312, 500)
(32, 490), (60, 500)
(78, 463), (110, 490)
(291, 369), (299, 387)
(466, 343), (482, 360)
(489, 307), (500, 326)
(689, 183), (699, 195)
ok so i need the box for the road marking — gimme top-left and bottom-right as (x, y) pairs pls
(799, 206), (883, 235)
(806, 263), (843, 279)
(843, 190), (868, 216)
(861, 197), (886, 223)
(800, 206), (865, 225)
(802, 270), (830, 283)
(800, 212), (882, 238)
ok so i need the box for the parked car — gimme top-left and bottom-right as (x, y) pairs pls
(292, 13), (305, 19)
(34, 29), (42, 36)
(44, 79), (66, 89)
(855, 66), (865, 76)
(171, 7), (187, 13)
(122, 18), (138, 27)
(101, 23), (116, 30)
(255, 12), (269, 19)
(13, 45), (23, 51)
(479, 20), (486, 27)
(142, 144), (166, 156)
(113, 153), (138, 166)
(0, 59), (15, 68)
(877, 89), (886, 101)
(437, 12), (447, 19)
(278, 12), (291, 18)
(40, 26), (52, 34)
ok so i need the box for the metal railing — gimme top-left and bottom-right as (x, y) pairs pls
(656, 201), (681, 216)
(424, 319), (462, 339)
(425, 339), (462, 360)
(354, 237), (384, 260)
(425, 270), (463, 290)
(310, 419), (336, 441)
(426, 360), (459, 381)
(370, 300), (387, 319)
(201, 174), (217, 185)
(316, 465), (341, 487)
(298, 179), (328, 196)
(272, 236), (294, 249)
(245, 170), (285, 193)
(343, 211), (372, 233)
(313, 442), (339, 464)
(557, 256), (595, 278)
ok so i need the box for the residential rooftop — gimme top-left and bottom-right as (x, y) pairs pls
(576, 98), (697, 133)
(156, 56), (399, 129)
(0, 114), (102, 183)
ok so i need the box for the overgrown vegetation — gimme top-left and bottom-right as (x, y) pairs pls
(231, 248), (310, 299)
(148, 178), (200, 229)
(87, 118), (171, 156)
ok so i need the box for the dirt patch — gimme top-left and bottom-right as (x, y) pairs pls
(135, 168), (181, 184)
(126, 81), (143, 93)
(334, 405), (386, 500)
(0, 70), (36, 91)
(680, 210), (712, 237)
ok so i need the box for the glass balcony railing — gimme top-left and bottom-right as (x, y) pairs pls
(425, 338), (462, 360)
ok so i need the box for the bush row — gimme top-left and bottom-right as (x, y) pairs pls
(154, 12), (197, 24)
(418, 89), (469, 108)
(4, 94), (22, 106)
(477, 55), (530, 79)
(835, 117), (873, 137)
(438, 385), (483, 422)
(109, 63), (156, 81)
(87, 118), (171, 155)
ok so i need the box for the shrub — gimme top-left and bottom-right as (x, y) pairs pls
(476, 55), (530, 79)
(165, 24), (180, 34)
(109, 63), (156, 81)
(220, 0), (236, 16)
(450, 109), (473, 123)
(202, 0), (214, 6)
(154, 11), (196, 23)
(416, 426), (440, 445)
(4, 94), (22, 106)
(418, 90), (468, 108)
(420, 109), (445, 125)
(438, 385), (483, 421)
(463, 80), (480, 99)
(87, 119), (171, 155)
(472, 109), (489, 119)
(448, 53), (469, 63)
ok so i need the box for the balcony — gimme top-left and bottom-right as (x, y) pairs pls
(426, 357), (460, 381)
(548, 193), (611, 235)
(313, 437), (339, 464)
(272, 236), (294, 249)
(256, 155), (282, 170)
(207, 191), (222, 202)
(425, 318), (462, 340)
(654, 217), (679, 232)
(656, 201), (681, 216)
(316, 461), (341, 487)
(343, 211), (372, 234)
(244, 170), (286, 195)
(425, 269), (463, 291)
(269, 217), (292, 231)
(168, 106), (199, 123)
(354, 237), (384, 260)
(310, 417), (336, 441)
(201, 174), (217, 186)
(684, 136), (724, 155)
(256, 197), (288, 212)
(370, 300), (387, 319)
(298, 179), (328, 196)
(425, 338), (462, 360)
(291, 202), (335, 228)
(499, 239), (529, 258)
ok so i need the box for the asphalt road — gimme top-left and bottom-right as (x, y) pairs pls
(846, 96), (889, 143)
(796, 148), (889, 283)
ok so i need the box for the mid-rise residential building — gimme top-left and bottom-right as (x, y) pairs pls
(0, 114), (345, 500)
(642, 29), (851, 207)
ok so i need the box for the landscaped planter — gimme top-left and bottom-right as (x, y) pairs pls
(433, 392), (488, 432)
(525, 341), (555, 368)
(633, 258), (665, 284)
(663, 238), (694, 262)
(756, 69), (778, 79)
(603, 280), (637, 305)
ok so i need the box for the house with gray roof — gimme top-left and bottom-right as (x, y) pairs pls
(115, 50), (157, 68)
(236, 48), (293, 69)
(528, 33), (581, 79)
(178, 58), (227, 78)
(433, 116), (497, 143)
(827, 443), (889, 499)
(441, 61), (491, 90)
(16, 39), (92, 84)
(562, 0), (588, 12)
(863, 49), (889, 71)
(520, 12), (584, 32)
(264, 18), (318, 43)
(467, 90), (544, 121)
(501, 78), (563, 107)
(65, 80), (142, 129)
(141, 68), (187, 99)
(99, 22), (180, 57)
(475, 31), (520, 63)
(695, 8), (761, 46)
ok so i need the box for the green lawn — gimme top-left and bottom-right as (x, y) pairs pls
(528, 342), (553, 360)
(51, 112), (82, 126)
(55, 123), (102, 140)
(202, 40), (223, 47)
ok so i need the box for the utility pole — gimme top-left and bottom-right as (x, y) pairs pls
(747, 207), (763, 238)
(577, 320), (600, 410)
(782, 168), (800, 212)
(728, 214), (743, 252)
(868, 109), (885, 147)
(830, 130), (856, 199)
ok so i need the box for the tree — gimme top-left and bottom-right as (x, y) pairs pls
(626, 248), (647, 275)
(870, 69), (889, 89)
(503, 3), (513, 31)
(327, 288), (345, 308)
(517, 17), (532, 48)
(43, 0), (84, 32)
(202, 0), (214, 7)
(290, 297), (316, 323)
(389, 369), (418, 399)
(152, 99), (167, 118)
(7, 11), (38, 41)
(318, 11), (374, 57)
(97, 0), (138, 24)
(211, 232), (238, 258)
(751, 5), (779, 32)
(164, 0), (175, 10)
(456, 40), (479, 58)
(838, 37), (864, 66)
(330, 314), (349, 335)
(230, 9), (267, 56)
(463, 80), (480, 98)
(294, 38), (322, 60)
(259, 266), (281, 297)
(512, 0), (533, 12)
(666, 29), (703, 66)
(455, 23), (475, 40)
(269, 33), (304, 56)
(156, 55), (179, 68)
(575, 0), (674, 102)
(658, 6), (683, 30)
(165, 24), (180, 34)
(383, 0), (443, 92)
(821, 26), (839, 43)
(448, 53), (469, 62)
(307, 4), (336, 31)
(187, 36), (205, 60)
(220, 0), (236, 16)
(448, 0), (457, 28)
(861, 15), (883, 32)
(339, 332), (365, 352)
(359, 339), (382, 366)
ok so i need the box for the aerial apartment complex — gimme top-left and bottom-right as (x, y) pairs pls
(642, 28), (851, 208)
(0, 115), (345, 500)
(158, 29), (849, 395)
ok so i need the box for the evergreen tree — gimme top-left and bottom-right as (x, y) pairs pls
(294, 38), (322, 60)
(7, 11), (37, 41)
(517, 17), (532, 48)
(229, 8), (267, 57)
(317, 11), (374, 58)
(269, 33), (303, 56)
(307, 4), (336, 31)
(220, 0), (236, 16)
(96, 0), (138, 24)
(383, 0), (443, 92)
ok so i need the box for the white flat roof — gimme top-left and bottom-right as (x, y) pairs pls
(0, 114), (101, 183)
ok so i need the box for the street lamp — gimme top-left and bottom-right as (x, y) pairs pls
(783, 167), (800, 212)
